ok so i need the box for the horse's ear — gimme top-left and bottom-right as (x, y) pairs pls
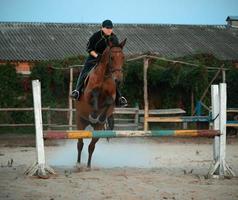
(119, 38), (127, 49)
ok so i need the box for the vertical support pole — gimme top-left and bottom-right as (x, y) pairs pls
(191, 90), (194, 115)
(47, 106), (51, 130)
(33, 80), (45, 167)
(219, 83), (227, 176)
(24, 80), (55, 178)
(143, 57), (149, 131)
(135, 104), (139, 130)
(211, 85), (219, 163)
(182, 122), (188, 129)
(69, 67), (73, 130)
(222, 69), (226, 83)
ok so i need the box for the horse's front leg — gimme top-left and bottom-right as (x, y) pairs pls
(87, 122), (105, 168)
(91, 89), (100, 111)
(87, 137), (100, 168)
(98, 96), (114, 124)
(77, 139), (84, 163)
(76, 117), (88, 166)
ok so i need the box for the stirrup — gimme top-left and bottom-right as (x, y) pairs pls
(71, 90), (80, 100)
(119, 96), (128, 107)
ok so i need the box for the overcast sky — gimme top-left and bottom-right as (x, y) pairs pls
(0, 0), (237, 25)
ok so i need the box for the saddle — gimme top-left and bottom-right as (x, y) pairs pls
(82, 64), (97, 92)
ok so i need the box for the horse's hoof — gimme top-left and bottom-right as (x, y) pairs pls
(85, 167), (91, 172)
(89, 114), (98, 124)
(76, 163), (85, 169)
(97, 114), (106, 124)
(76, 163), (89, 172)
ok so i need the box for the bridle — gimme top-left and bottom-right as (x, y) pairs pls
(108, 46), (124, 74)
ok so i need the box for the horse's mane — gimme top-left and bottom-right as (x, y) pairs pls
(109, 36), (120, 47)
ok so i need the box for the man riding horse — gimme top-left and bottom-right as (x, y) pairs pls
(71, 19), (127, 107)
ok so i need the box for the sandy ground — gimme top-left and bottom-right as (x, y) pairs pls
(0, 136), (238, 200)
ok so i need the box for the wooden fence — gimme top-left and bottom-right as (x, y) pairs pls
(0, 107), (237, 132)
(0, 107), (185, 130)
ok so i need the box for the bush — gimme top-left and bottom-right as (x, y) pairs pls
(227, 67), (238, 107)
(0, 54), (237, 134)
(122, 54), (235, 115)
(0, 63), (23, 107)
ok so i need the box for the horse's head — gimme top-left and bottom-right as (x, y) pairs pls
(103, 39), (127, 83)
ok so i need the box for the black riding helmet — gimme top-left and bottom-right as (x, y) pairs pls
(102, 20), (113, 29)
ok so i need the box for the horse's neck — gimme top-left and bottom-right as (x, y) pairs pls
(94, 53), (109, 79)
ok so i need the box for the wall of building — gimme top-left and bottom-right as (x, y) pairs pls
(15, 62), (31, 74)
(0, 61), (31, 74)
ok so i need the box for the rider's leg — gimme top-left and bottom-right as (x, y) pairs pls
(71, 58), (96, 100)
(115, 82), (128, 107)
(71, 66), (88, 100)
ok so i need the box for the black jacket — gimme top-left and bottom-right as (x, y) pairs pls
(86, 30), (119, 55)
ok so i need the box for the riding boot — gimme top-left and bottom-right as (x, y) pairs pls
(115, 83), (128, 107)
(71, 74), (84, 100)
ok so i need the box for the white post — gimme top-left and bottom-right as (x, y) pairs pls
(208, 83), (235, 178)
(24, 80), (55, 178)
(218, 83), (234, 176)
(219, 83), (226, 175)
(34, 80), (45, 166)
(211, 85), (220, 163)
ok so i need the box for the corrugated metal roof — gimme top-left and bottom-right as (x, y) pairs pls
(0, 22), (238, 61)
(226, 16), (238, 21)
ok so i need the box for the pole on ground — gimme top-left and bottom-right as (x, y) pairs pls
(24, 80), (55, 178)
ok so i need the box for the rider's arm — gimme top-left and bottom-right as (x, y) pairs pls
(86, 32), (100, 58)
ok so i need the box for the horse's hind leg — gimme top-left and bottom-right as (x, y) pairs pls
(87, 138), (99, 168)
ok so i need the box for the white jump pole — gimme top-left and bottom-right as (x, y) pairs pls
(208, 83), (235, 178)
(24, 80), (55, 178)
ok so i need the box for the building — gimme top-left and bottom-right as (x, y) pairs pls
(0, 20), (238, 74)
(226, 16), (238, 28)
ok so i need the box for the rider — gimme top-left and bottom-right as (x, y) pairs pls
(71, 19), (127, 107)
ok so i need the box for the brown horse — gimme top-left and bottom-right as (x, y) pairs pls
(75, 39), (126, 168)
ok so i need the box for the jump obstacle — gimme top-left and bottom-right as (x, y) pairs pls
(25, 80), (235, 178)
(44, 130), (219, 139)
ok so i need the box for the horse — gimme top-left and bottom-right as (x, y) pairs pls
(75, 39), (127, 168)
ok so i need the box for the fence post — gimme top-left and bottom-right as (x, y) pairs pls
(47, 106), (51, 130)
(143, 57), (149, 131)
(135, 104), (139, 130)
(69, 67), (73, 130)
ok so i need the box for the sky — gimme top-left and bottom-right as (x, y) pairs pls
(0, 0), (237, 25)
